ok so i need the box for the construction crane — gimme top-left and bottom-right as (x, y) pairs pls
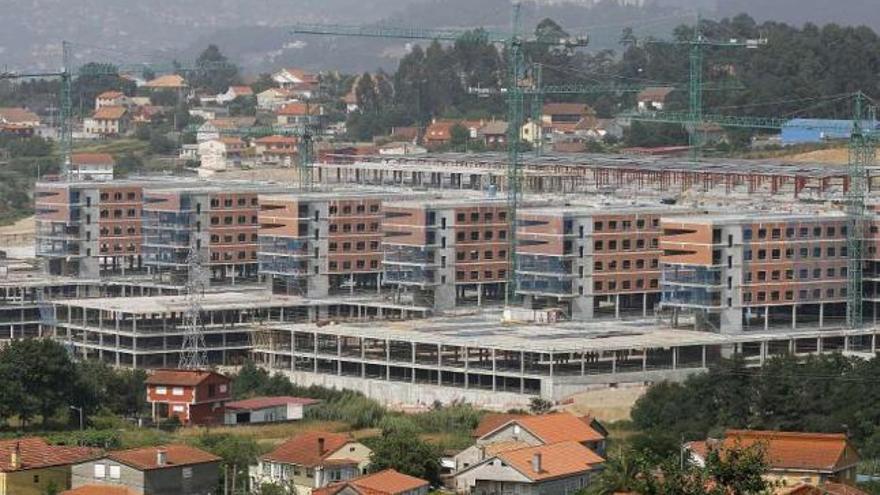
(290, 4), (588, 304)
(622, 91), (878, 328)
(623, 15), (766, 161)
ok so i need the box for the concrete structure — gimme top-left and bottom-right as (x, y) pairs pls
(197, 138), (246, 175)
(50, 291), (428, 369)
(659, 213), (850, 333)
(70, 444), (220, 495)
(0, 437), (100, 495)
(251, 311), (880, 408)
(145, 369), (231, 425)
(254, 135), (298, 166)
(250, 432), (371, 495)
(517, 204), (691, 320)
(259, 191), (414, 297)
(69, 153), (115, 181)
(223, 396), (320, 425)
(382, 198), (511, 310)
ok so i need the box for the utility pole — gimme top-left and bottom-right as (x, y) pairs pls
(846, 92), (876, 329)
(179, 244), (208, 369)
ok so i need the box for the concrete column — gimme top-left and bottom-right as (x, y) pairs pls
(701, 345), (707, 368)
(643, 293), (648, 317)
(791, 305), (797, 329)
(491, 349), (497, 391)
(549, 352), (554, 378)
(672, 347), (677, 370)
(477, 285), (482, 307)
(759, 341), (767, 365)
(641, 350), (647, 373)
(337, 337), (342, 375)
(819, 303), (824, 328)
(580, 352), (586, 376)
(464, 346), (469, 389)
(313, 331), (318, 373)
(764, 306), (769, 331)
(521, 351), (526, 393)
(360, 338), (365, 378)
(437, 344), (442, 386)
(817, 337), (823, 353)
(377, 273), (381, 295)
(611, 352), (617, 374)
(615, 294), (620, 319)
(386, 339), (391, 380)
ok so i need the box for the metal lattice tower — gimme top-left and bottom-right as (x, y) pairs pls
(846, 92), (875, 329)
(60, 41), (73, 178)
(179, 245), (209, 369)
(298, 127), (315, 191)
(529, 63), (544, 157)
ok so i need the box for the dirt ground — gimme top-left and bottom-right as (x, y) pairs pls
(784, 147), (849, 165)
(560, 384), (649, 422)
(0, 216), (35, 246)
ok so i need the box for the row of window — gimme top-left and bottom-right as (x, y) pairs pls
(594, 258), (659, 271)
(100, 226), (138, 236)
(329, 240), (381, 252)
(99, 243), (136, 253)
(210, 215), (259, 225)
(210, 197), (258, 208)
(744, 245), (847, 261)
(210, 233), (259, 244)
(99, 208), (138, 219)
(211, 251), (257, 261)
(743, 287), (846, 303)
(744, 225), (847, 241)
(328, 222), (380, 233)
(746, 266), (848, 282)
(455, 249), (508, 261)
(455, 211), (507, 223)
(329, 203), (381, 215)
(455, 269), (507, 281)
(456, 230), (508, 242)
(329, 259), (380, 271)
(99, 191), (138, 201)
(594, 278), (659, 291)
(594, 218), (660, 232)
(594, 238), (659, 251)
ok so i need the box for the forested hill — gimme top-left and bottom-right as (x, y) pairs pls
(717, 0), (880, 31)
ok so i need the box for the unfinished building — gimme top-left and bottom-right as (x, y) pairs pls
(381, 198), (511, 310)
(517, 205), (693, 320)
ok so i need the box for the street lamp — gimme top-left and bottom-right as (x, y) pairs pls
(69, 406), (84, 431)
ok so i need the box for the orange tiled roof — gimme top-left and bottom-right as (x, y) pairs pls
(690, 430), (858, 474)
(71, 153), (115, 165)
(542, 102), (594, 116)
(0, 437), (101, 472)
(496, 440), (603, 481)
(97, 91), (125, 100)
(262, 431), (355, 467)
(486, 413), (605, 445)
(62, 485), (138, 495)
(314, 469), (428, 495)
(107, 444), (220, 471)
(473, 413), (528, 438)
(145, 74), (187, 89)
(777, 482), (868, 495)
(637, 86), (675, 102)
(92, 106), (127, 120)
(144, 368), (228, 387)
(0, 107), (40, 124)
(425, 120), (458, 140)
(254, 135), (298, 145)
(278, 102), (311, 116)
(283, 68), (319, 84)
(228, 86), (254, 95)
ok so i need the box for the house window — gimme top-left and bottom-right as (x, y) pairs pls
(110, 465), (121, 479)
(94, 464), (106, 478)
(183, 467), (193, 479)
(172, 405), (185, 412)
(172, 387), (184, 396)
(155, 386), (167, 395)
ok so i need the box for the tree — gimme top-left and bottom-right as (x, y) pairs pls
(193, 433), (261, 495)
(449, 123), (470, 151)
(585, 448), (647, 495)
(368, 422), (440, 484)
(528, 397), (553, 415)
(643, 443), (771, 495)
(149, 130), (176, 155)
(190, 45), (240, 94)
(251, 73), (276, 94)
(0, 339), (77, 427)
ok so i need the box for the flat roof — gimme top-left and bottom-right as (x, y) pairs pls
(662, 211), (848, 225)
(55, 291), (430, 314)
(268, 310), (877, 353)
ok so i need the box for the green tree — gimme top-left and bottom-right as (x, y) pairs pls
(368, 422), (440, 484)
(251, 73), (276, 94)
(449, 123), (470, 151)
(585, 448), (646, 495)
(528, 397), (553, 415)
(190, 45), (240, 94)
(193, 433), (261, 495)
(0, 339), (77, 427)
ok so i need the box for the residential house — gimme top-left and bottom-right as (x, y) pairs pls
(478, 120), (508, 149)
(130, 106), (166, 127)
(145, 369), (231, 426)
(223, 396), (319, 425)
(272, 68), (319, 97)
(198, 137), (247, 175)
(313, 469), (429, 495)
(84, 106), (130, 137)
(686, 430), (861, 487)
(0, 107), (41, 136)
(343, 91), (359, 113)
(189, 107), (229, 122)
(378, 142), (427, 156)
(69, 444), (221, 495)
(455, 412), (607, 472)
(0, 437), (101, 495)
(69, 153), (115, 181)
(637, 86), (675, 112)
(95, 91), (129, 110)
(389, 126), (420, 143)
(216, 85), (254, 104)
(453, 441), (604, 495)
(424, 120), (459, 149)
(254, 135), (298, 166)
(62, 486), (138, 494)
(250, 431), (372, 495)
(143, 75), (187, 91)
(196, 122), (221, 143)
(277, 102), (321, 126)
(257, 88), (296, 110)
(778, 482), (869, 495)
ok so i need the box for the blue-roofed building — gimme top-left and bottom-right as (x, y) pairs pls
(781, 118), (879, 145)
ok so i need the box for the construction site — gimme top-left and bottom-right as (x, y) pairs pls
(2, 15), (879, 411)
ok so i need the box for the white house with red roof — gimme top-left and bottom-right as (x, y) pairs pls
(69, 152), (115, 181)
(250, 431), (372, 495)
(272, 68), (319, 97)
(0, 437), (101, 494)
(95, 91), (129, 110)
(223, 396), (320, 425)
(216, 85), (255, 104)
(84, 106), (130, 137)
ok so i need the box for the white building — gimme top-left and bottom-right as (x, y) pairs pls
(224, 396), (319, 425)
(68, 153), (115, 181)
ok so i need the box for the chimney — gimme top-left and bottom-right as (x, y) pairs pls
(10, 441), (21, 470)
(318, 437), (326, 455)
(156, 448), (167, 467)
(531, 453), (542, 473)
